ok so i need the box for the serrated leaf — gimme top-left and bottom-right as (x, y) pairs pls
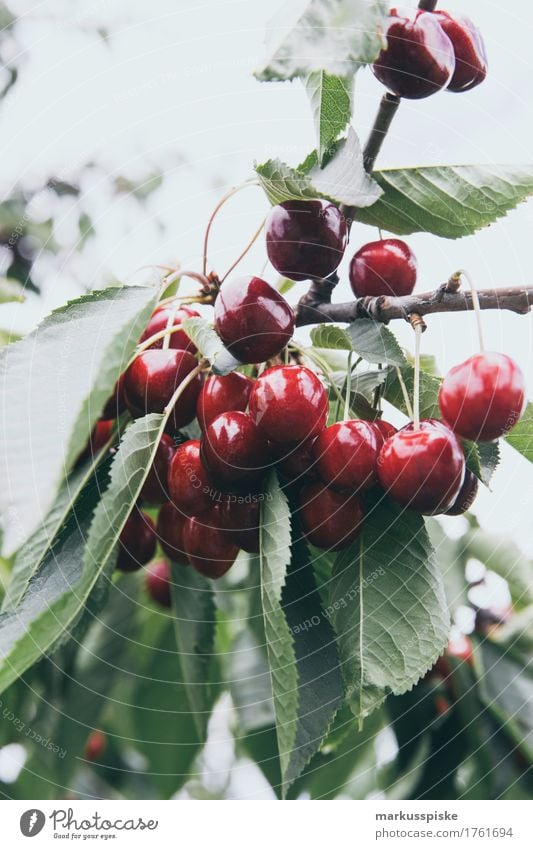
(347, 319), (407, 368)
(330, 497), (450, 723)
(505, 401), (533, 462)
(0, 277), (25, 303)
(305, 71), (353, 165)
(356, 165), (533, 238)
(463, 439), (501, 488)
(310, 324), (352, 350)
(180, 316), (239, 375)
(255, 0), (388, 81)
(0, 284), (158, 556)
(383, 364), (440, 419)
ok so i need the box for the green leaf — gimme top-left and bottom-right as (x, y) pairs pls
(305, 72), (353, 165)
(347, 320), (407, 368)
(310, 324), (352, 350)
(0, 328), (21, 347)
(0, 277), (25, 303)
(180, 316), (239, 375)
(255, 0), (388, 81)
(383, 364), (440, 419)
(330, 497), (450, 722)
(463, 439), (501, 488)
(356, 165), (533, 238)
(463, 526), (533, 610)
(505, 401), (533, 462)
(0, 284), (158, 556)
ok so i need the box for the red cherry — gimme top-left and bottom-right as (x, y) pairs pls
(349, 239), (417, 298)
(214, 276), (294, 364)
(140, 433), (175, 504)
(439, 353), (525, 442)
(249, 365), (328, 445)
(145, 559), (172, 608)
(124, 349), (202, 431)
(201, 411), (269, 490)
(298, 482), (364, 551)
(168, 439), (215, 516)
(102, 373), (127, 419)
(220, 496), (261, 553)
(87, 419), (114, 457)
(183, 506), (239, 579)
(265, 199), (348, 282)
(373, 419), (398, 448)
(197, 372), (254, 431)
(156, 502), (189, 565)
(139, 304), (199, 352)
(445, 468), (479, 516)
(85, 730), (107, 762)
(117, 509), (156, 572)
(377, 419), (465, 515)
(435, 11), (487, 93)
(314, 420), (380, 492)
(372, 10), (455, 99)
(276, 437), (320, 483)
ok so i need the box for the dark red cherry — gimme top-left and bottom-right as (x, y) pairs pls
(156, 501), (189, 565)
(145, 559), (172, 608)
(445, 468), (479, 516)
(276, 437), (320, 483)
(220, 496), (261, 553)
(88, 419), (114, 456)
(349, 239), (417, 298)
(214, 275), (294, 364)
(124, 349), (202, 431)
(373, 419), (398, 448)
(116, 509), (156, 572)
(372, 10), (455, 99)
(314, 420), (380, 492)
(201, 411), (269, 490)
(435, 11), (487, 93)
(85, 730), (107, 762)
(140, 434), (175, 504)
(249, 365), (328, 445)
(266, 199), (347, 282)
(298, 482), (364, 551)
(183, 506), (239, 579)
(139, 304), (199, 352)
(197, 372), (254, 431)
(102, 373), (127, 419)
(439, 353), (525, 443)
(167, 439), (215, 516)
(377, 419), (465, 515)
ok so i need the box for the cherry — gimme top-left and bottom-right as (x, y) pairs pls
(168, 439), (215, 516)
(349, 239), (417, 298)
(372, 10), (455, 99)
(182, 506), (239, 579)
(435, 11), (487, 93)
(85, 730), (107, 762)
(87, 419), (114, 457)
(445, 468), (479, 516)
(139, 304), (199, 352)
(214, 276), (294, 364)
(276, 437), (320, 484)
(377, 418), (465, 515)
(220, 496), (261, 553)
(140, 433), (175, 504)
(124, 349), (202, 431)
(145, 559), (172, 608)
(201, 411), (269, 490)
(439, 353), (525, 443)
(249, 365), (328, 445)
(265, 199), (348, 282)
(373, 419), (398, 447)
(314, 420), (380, 492)
(156, 501), (189, 565)
(116, 509), (156, 572)
(102, 373), (127, 420)
(197, 372), (254, 431)
(298, 482), (364, 551)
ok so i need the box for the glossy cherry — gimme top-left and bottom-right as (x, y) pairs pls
(124, 349), (202, 431)
(116, 509), (156, 572)
(214, 276), (294, 364)
(182, 506), (239, 579)
(276, 437), (320, 483)
(249, 365), (329, 445)
(102, 373), (127, 419)
(86, 419), (114, 457)
(372, 419), (398, 448)
(145, 559), (172, 608)
(220, 496), (261, 553)
(298, 482), (364, 551)
(140, 433), (175, 504)
(349, 239), (417, 298)
(85, 730), (107, 762)
(139, 304), (199, 352)
(197, 372), (254, 431)
(377, 418), (465, 515)
(201, 411), (269, 490)
(266, 199), (348, 282)
(156, 501), (189, 565)
(435, 11), (487, 93)
(314, 420), (380, 492)
(445, 468), (479, 516)
(372, 10), (455, 99)
(439, 352), (525, 442)
(168, 439), (215, 516)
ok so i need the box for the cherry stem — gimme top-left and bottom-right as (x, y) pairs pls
(162, 302), (178, 351)
(202, 180), (260, 276)
(395, 366), (414, 420)
(343, 351), (354, 421)
(455, 269), (486, 353)
(413, 323), (422, 430)
(362, 93), (401, 174)
(162, 361), (206, 421)
(220, 218), (266, 283)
